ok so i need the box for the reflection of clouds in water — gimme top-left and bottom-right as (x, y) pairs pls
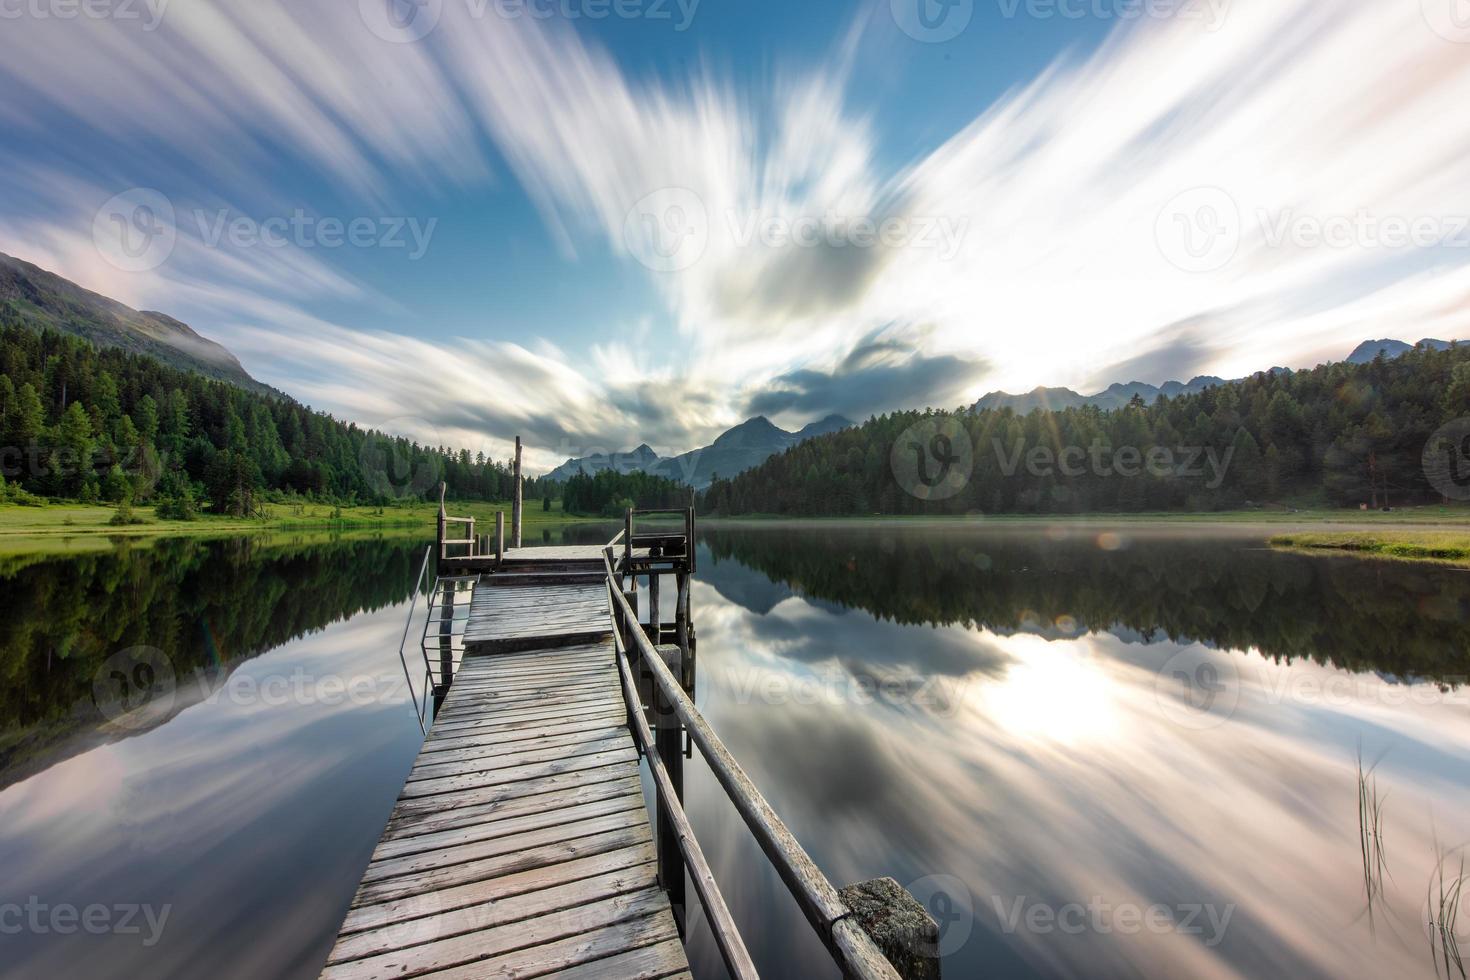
(692, 578), (1470, 980)
(0, 603), (423, 980)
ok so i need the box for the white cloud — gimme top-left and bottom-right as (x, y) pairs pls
(3, 0), (1470, 461)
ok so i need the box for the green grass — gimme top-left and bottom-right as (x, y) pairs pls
(707, 504), (1470, 527)
(1270, 530), (1470, 565)
(0, 498), (604, 554)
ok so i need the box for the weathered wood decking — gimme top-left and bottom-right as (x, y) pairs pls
(322, 550), (691, 979)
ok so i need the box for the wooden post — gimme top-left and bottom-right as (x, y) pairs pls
(435, 583), (455, 714)
(654, 642), (687, 932)
(436, 483), (447, 563)
(838, 878), (942, 980)
(624, 507), (634, 570)
(512, 437), (523, 550)
(675, 572), (692, 691)
(647, 571), (661, 644)
(685, 506), (696, 574)
(495, 511), (505, 565)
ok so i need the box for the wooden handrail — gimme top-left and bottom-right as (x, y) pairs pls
(610, 619), (759, 980)
(601, 548), (901, 980)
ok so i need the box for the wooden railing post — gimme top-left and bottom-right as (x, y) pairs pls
(495, 511), (505, 566)
(647, 570), (661, 644)
(512, 437), (523, 549)
(436, 482), (447, 564)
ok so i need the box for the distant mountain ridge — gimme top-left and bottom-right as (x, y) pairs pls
(973, 338), (1459, 415)
(1346, 338), (1453, 364)
(548, 413), (854, 488)
(0, 251), (273, 395)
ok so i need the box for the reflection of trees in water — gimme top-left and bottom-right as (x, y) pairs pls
(701, 527), (1470, 682)
(0, 535), (426, 762)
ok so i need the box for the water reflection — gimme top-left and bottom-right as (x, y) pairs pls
(0, 533), (429, 789)
(0, 533), (432, 979)
(0, 524), (1466, 979)
(687, 525), (1470, 980)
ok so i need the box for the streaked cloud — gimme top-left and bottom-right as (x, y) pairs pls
(2, 0), (1470, 466)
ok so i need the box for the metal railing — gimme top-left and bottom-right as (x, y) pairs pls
(395, 545), (436, 735)
(602, 538), (902, 980)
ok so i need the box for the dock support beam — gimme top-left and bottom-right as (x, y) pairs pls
(647, 572), (661, 644)
(512, 437), (523, 550)
(654, 642), (687, 934)
(435, 583), (455, 713)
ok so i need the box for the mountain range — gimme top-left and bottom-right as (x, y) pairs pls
(2, 249), (1462, 487)
(547, 414), (854, 489)
(972, 338), (1459, 415)
(0, 251), (273, 396)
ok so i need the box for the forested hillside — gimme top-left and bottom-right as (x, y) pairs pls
(0, 324), (555, 514)
(700, 345), (1470, 516)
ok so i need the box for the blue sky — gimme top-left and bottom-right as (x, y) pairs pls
(3, 0), (1470, 471)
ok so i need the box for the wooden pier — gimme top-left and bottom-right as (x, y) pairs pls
(323, 495), (937, 979)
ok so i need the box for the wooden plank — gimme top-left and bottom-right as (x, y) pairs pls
(406, 735), (632, 782)
(397, 747), (638, 800)
(362, 809), (650, 884)
(425, 700), (626, 736)
(341, 842), (656, 935)
(324, 890), (674, 980)
(374, 792), (646, 861)
(390, 761), (640, 819)
(325, 588), (688, 980)
(415, 717), (627, 757)
(412, 909), (679, 980)
(328, 865), (660, 966)
(540, 940), (692, 980)
(353, 825), (655, 907)
(384, 773), (642, 840)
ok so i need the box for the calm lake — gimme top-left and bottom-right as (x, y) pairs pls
(1, 524), (1468, 979)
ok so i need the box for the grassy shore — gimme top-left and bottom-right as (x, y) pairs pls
(704, 504), (1470, 529)
(0, 498), (604, 554)
(1269, 530), (1470, 566)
